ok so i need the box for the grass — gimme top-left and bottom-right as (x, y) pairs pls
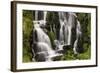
(61, 43), (91, 60)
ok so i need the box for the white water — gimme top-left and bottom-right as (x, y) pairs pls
(59, 12), (74, 45)
(58, 12), (82, 54)
(33, 11), (62, 61)
(34, 22), (52, 48)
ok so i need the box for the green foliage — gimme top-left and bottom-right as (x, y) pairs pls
(77, 13), (91, 40)
(47, 31), (56, 48)
(61, 49), (76, 60)
(77, 13), (91, 59)
(23, 10), (33, 62)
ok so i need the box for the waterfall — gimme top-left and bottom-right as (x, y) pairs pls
(43, 11), (47, 22)
(58, 12), (78, 45)
(32, 11), (63, 61)
(58, 12), (82, 54)
(35, 11), (38, 21)
(34, 22), (52, 48)
(59, 12), (69, 45)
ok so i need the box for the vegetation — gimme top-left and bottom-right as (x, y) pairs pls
(23, 10), (33, 62)
(23, 10), (91, 62)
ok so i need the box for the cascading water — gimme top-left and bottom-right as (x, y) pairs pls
(32, 11), (63, 61)
(58, 12), (82, 54)
(59, 12), (68, 45)
(59, 12), (74, 45)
